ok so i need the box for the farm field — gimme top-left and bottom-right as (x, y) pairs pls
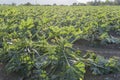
(0, 6), (120, 80)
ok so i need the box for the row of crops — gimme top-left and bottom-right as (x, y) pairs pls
(0, 6), (120, 80)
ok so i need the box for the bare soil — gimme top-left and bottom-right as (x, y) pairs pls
(73, 39), (120, 57)
(73, 39), (120, 80)
(84, 68), (120, 80)
(0, 64), (23, 80)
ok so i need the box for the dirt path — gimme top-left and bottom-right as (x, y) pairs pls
(73, 40), (120, 80)
(73, 38), (120, 58)
(0, 64), (22, 80)
(74, 44), (120, 58)
(84, 68), (120, 80)
(0, 64), (4, 80)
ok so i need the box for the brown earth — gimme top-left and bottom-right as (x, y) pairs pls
(73, 39), (120, 80)
(0, 64), (23, 80)
(84, 68), (120, 80)
(73, 39), (120, 58)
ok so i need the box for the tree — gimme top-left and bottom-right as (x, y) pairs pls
(24, 2), (32, 6)
(53, 3), (57, 6)
(87, 1), (94, 6)
(94, 0), (98, 5)
(72, 3), (77, 6)
(11, 3), (16, 6)
(105, 0), (109, 5)
(78, 3), (86, 6)
(114, 0), (120, 5)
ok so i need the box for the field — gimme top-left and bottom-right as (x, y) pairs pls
(0, 6), (120, 80)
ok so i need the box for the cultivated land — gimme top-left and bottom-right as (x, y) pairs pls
(0, 6), (120, 80)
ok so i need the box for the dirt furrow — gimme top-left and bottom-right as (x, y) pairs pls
(73, 45), (120, 58)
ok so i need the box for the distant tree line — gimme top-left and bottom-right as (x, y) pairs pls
(72, 0), (120, 6)
(87, 0), (120, 6)
(1, 0), (120, 6)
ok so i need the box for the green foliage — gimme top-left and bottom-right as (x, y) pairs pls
(84, 52), (120, 75)
(0, 36), (85, 80)
(0, 6), (120, 80)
